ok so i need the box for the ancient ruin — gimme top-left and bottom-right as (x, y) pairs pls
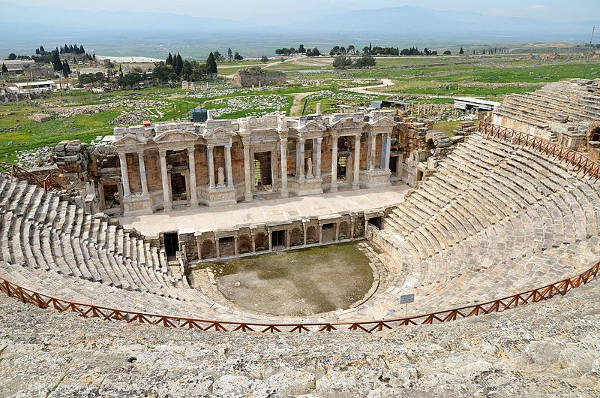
(1, 79), (600, 339)
(232, 67), (286, 88)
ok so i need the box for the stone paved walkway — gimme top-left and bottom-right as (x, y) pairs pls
(119, 185), (408, 236)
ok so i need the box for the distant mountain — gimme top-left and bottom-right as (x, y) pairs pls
(0, 2), (252, 37)
(0, 2), (592, 57)
(276, 6), (591, 38)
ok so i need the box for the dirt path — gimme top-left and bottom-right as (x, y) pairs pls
(344, 78), (395, 96)
(289, 92), (315, 116)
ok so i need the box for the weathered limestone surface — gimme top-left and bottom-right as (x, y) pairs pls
(0, 280), (598, 397)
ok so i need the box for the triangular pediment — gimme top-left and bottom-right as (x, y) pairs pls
(203, 127), (235, 140)
(368, 116), (396, 128)
(298, 120), (326, 133)
(114, 133), (141, 146)
(330, 117), (363, 130)
(154, 129), (198, 144)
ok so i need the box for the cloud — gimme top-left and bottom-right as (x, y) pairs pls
(531, 4), (546, 10)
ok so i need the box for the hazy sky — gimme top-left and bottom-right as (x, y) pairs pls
(6, 0), (599, 22)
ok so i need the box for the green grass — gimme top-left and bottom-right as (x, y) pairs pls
(432, 120), (462, 137)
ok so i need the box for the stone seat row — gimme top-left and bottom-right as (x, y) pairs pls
(371, 133), (599, 311)
(0, 261), (270, 323)
(0, 175), (185, 300)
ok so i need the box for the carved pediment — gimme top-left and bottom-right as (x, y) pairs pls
(368, 116), (396, 129)
(154, 129), (199, 144)
(114, 133), (143, 146)
(203, 127), (235, 140)
(297, 120), (326, 134)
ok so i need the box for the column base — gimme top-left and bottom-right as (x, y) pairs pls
(280, 190), (289, 198)
(244, 192), (253, 202)
(352, 183), (360, 190)
(330, 184), (338, 193)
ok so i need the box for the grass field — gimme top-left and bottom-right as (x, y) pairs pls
(2, 52), (600, 164)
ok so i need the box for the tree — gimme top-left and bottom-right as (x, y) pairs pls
(354, 54), (376, 68)
(39, 45), (45, 53)
(61, 60), (71, 77)
(166, 52), (173, 66)
(347, 45), (355, 55)
(1, 63), (7, 73)
(261, 56), (269, 63)
(175, 53), (183, 76)
(298, 44), (306, 54)
(443, 50), (451, 55)
(332, 55), (352, 69)
(227, 48), (233, 62)
(234, 52), (243, 61)
(51, 51), (62, 71)
(213, 51), (224, 62)
(306, 48), (320, 57)
(459, 47), (464, 55)
(182, 60), (193, 80)
(7, 53), (16, 60)
(206, 52), (218, 74)
(119, 64), (123, 77)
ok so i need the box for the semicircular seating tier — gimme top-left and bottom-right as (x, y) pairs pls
(1, 131), (599, 324)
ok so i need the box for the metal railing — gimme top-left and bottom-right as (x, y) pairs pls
(0, 162), (55, 192)
(1, 261), (597, 333)
(479, 120), (600, 181)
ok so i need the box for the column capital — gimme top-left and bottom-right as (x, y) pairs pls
(224, 142), (232, 149)
(206, 143), (214, 150)
(299, 137), (306, 144)
(316, 137), (323, 144)
(187, 145), (196, 152)
(158, 148), (168, 156)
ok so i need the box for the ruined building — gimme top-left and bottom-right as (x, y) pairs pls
(76, 110), (444, 216)
(233, 67), (286, 88)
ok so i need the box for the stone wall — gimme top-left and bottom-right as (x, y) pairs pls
(233, 67), (286, 88)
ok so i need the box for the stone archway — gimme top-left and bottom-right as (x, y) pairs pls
(290, 227), (303, 246)
(201, 240), (215, 259)
(255, 232), (269, 251)
(339, 221), (350, 240)
(238, 234), (251, 254)
(306, 226), (318, 244)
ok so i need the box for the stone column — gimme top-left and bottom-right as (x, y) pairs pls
(279, 138), (288, 197)
(214, 235), (220, 258)
(368, 134), (376, 171)
(250, 230), (256, 252)
(330, 135), (338, 192)
(315, 138), (322, 179)
(268, 229), (273, 252)
(196, 236), (202, 261)
(118, 152), (131, 197)
(318, 224), (323, 243)
(207, 145), (215, 189)
(384, 134), (391, 170)
(353, 134), (361, 190)
(187, 146), (198, 207)
(243, 141), (252, 201)
(299, 138), (305, 181)
(137, 151), (149, 196)
(224, 143), (233, 187)
(396, 153), (403, 178)
(159, 149), (171, 211)
(335, 223), (340, 241)
(302, 222), (307, 245)
(234, 233), (239, 256)
(380, 133), (387, 169)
